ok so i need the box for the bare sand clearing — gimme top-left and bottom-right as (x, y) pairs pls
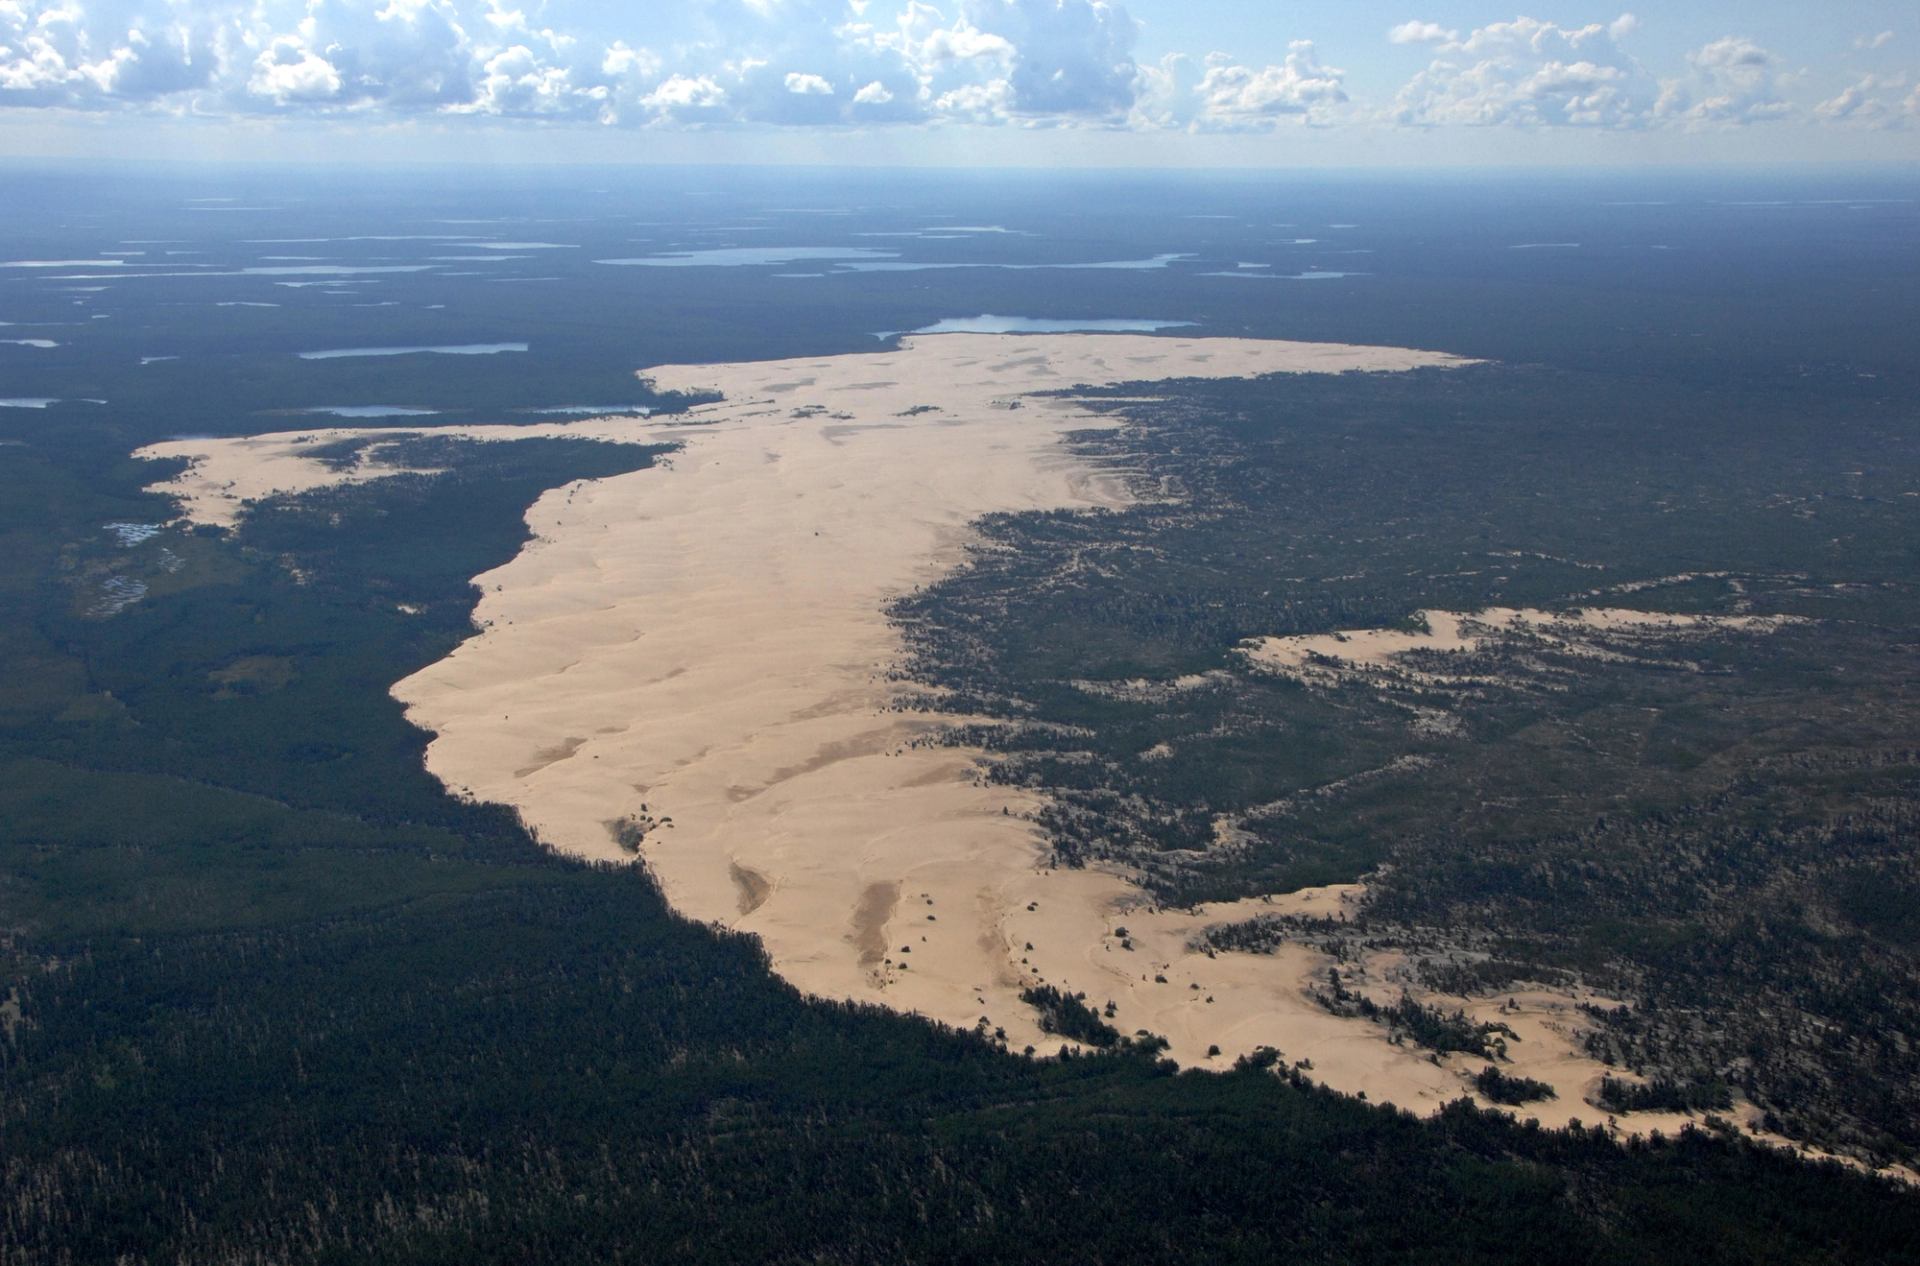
(1242, 606), (1796, 680)
(138, 332), (1831, 1145)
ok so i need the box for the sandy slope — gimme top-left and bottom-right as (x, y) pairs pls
(138, 332), (1815, 1140)
(377, 335), (1476, 1094)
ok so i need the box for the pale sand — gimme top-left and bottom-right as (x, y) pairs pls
(1241, 606), (1795, 678)
(137, 332), (1887, 1164)
(377, 334), (1488, 1109)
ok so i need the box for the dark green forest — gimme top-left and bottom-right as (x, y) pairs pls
(896, 362), (1920, 1170)
(2, 383), (1917, 1262)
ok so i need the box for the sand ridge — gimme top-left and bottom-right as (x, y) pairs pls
(1241, 606), (1799, 680)
(133, 332), (1805, 1137)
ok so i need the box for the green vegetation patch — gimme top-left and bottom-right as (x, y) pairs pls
(2, 379), (1917, 1260)
(898, 363), (1920, 1166)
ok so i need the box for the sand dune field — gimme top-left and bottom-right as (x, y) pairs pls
(141, 333), (1823, 1144)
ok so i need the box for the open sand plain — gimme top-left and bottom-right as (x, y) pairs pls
(1241, 606), (1798, 681)
(139, 332), (1836, 1146)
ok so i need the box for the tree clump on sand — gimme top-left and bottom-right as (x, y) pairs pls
(1311, 971), (1516, 1061)
(1474, 1065), (1556, 1106)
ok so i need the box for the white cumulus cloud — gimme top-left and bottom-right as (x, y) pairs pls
(248, 38), (344, 105)
(1191, 42), (1347, 128)
(1813, 73), (1911, 128)
(644, 73), (726, 111)
(1656, 35), (1793, 127)
(1387, 21), (1455, 46)
(1392, 14), (1656, 128)
(458, 42), (598, 118)
(0, 2), (1905, 142)
(965, 0), (1138, 118)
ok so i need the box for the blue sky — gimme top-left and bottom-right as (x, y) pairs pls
(2, 2), (1917, 165)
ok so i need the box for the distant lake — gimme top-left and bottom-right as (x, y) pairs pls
(522, 404), (655, 416)
(842, 253), (1192, 274)
(296, 343), (529, 361)
(596, 247), (899, 268)
(901, 316), (1197, 335)
(5, 163), (1917, 481)
(1200, 270), (1370, 280)
(241, 265), (436, 276)
(301, 406), (442, 417)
